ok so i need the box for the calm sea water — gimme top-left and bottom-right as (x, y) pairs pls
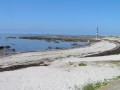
(0, 34), (88, 54)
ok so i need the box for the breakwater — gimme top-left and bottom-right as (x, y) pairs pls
(19, 35), (100, 42)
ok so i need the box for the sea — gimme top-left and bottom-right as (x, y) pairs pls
(0, 34), (88, 54)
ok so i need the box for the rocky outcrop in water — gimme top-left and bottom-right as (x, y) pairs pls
(19, 36), (101, 42)
(0, 46), (11, 50)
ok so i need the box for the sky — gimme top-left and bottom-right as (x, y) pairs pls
(0, 0), (120, 35)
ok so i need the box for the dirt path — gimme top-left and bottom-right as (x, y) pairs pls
(98, 79), (120, 90)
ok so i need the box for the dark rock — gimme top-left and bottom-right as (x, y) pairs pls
(54, 40), (60, 43)
(71, 43), (78, 46)
(6, 37), (17, 39)
(0, 46), (4, 50)
(48, 46), (53, 49)
(4, 46), (11, 49)
(0, 46), (11, 50)
(55, 47), (62, 49)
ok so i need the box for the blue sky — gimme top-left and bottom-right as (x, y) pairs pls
(0, 0), (120, 35)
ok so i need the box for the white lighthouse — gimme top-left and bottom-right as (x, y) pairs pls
(96, 26), (99, 38)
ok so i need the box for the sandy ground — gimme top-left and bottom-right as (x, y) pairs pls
(0, 40), (116, 68)
(0, 40), (120, 90)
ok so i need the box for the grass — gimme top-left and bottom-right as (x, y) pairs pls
(94, 82), (102, 89)
(78, 63), (87, 66)
(82, 76), (120, 90)
(83, 83), (95, 90)
(82, 81), (108, 90)
(116, 76), (120, 79)
(74, 75), (120, 90)
(113, 75), (120, 80)
(93, 81), (108, 89)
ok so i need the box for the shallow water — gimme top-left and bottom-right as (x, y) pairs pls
(0, 34), (88, 54)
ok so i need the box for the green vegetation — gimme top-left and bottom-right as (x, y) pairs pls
(82, 76), (120, 90)
(82, 81), (108, 90)
(93, 81), (108, 89)
(78, 63), (87, 66)
(94, 82), (102, 89)
(116, 76), (120, 79)
(102, 81), (108, 86)
(113, 76), (120, 80)
(74, 76), (120, 90)
(83, 83), (95, 90)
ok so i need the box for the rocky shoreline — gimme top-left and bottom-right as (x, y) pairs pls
(0, 40), (117, 72)
(85, 40), (120, 57)
(0, 39), (120, 90)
